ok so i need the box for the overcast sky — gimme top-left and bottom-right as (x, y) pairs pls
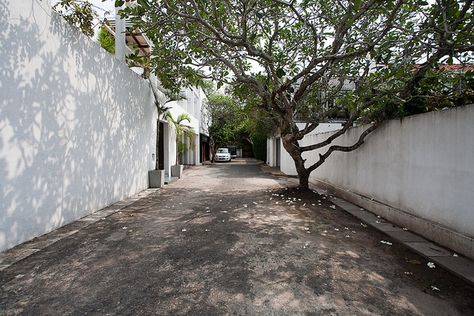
(89, 0), (115, 17)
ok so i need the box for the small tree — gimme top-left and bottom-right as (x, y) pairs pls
(149, 79), (171, 170)
(166, 112), (195, 165)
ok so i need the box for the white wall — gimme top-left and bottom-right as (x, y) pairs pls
(278, 105), (474, 257)
(165, 87), (204, 169)
(266, 138), (276, 166)
(0, 0), (157, 251)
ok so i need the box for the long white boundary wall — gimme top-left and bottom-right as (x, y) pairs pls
(0, 0), (157, 251)
(280, 105), (474, 258)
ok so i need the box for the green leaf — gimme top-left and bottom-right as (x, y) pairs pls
(353, 0), (361, 10)
(115, 0), (125, 7)
(276, 68), (286, 78)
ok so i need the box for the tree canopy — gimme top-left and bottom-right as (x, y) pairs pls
(121, 0), (473, 187)
(204, 94), (244, 150)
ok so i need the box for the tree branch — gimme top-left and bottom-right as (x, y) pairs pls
(307, 121), (381, 173)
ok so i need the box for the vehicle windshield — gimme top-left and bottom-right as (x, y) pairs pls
(217, 148), (228, 153)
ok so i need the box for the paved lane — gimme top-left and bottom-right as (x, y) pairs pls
(1, 160), (473, 315)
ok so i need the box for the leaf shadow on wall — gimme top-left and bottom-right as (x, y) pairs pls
(0, 0), (154, 250)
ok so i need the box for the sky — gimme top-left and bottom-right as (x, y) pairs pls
(88, 0), (115, 18)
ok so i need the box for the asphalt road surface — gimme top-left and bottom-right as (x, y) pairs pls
(1, 159), (473, 315)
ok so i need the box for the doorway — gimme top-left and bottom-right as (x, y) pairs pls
(158, 122), (165, 170)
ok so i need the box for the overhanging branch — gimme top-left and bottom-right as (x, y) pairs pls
(307, 121), (381, 173)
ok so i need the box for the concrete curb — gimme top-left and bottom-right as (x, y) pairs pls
(329, 196), (474, 285)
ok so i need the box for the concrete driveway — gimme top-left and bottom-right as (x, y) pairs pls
(1, 159), (473, 315)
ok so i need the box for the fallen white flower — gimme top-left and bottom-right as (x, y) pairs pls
(427, 262), (436, 268)
(181, 228), (187, 232)
(361, 223), (367, 228)
(329, 205), (336, 209)
(380, 240), (392, 245)
(431, 285), (440, 291)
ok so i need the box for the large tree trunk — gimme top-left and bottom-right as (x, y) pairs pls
(281, 133), (310, 189)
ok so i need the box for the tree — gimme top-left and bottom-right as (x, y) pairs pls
(122, 0), (472, 188)
(52, 0), (96, 37)
(97, 24), (115, 54)
(166, 112), (195, 165)
(203, 94), (245, 160)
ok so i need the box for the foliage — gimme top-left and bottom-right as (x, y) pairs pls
(121, 0), (473, 187)
(166, 113), (195, 165)
(204, 94), (244, 150)
(52, 0), (96, 37)
(97, 24), (115, 54)
(204, 91), (274, 160)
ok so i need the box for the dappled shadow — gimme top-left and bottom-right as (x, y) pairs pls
(2, 182), (473, 314)
(1, 2), (473, 313)
(0, 0), (155, 250)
